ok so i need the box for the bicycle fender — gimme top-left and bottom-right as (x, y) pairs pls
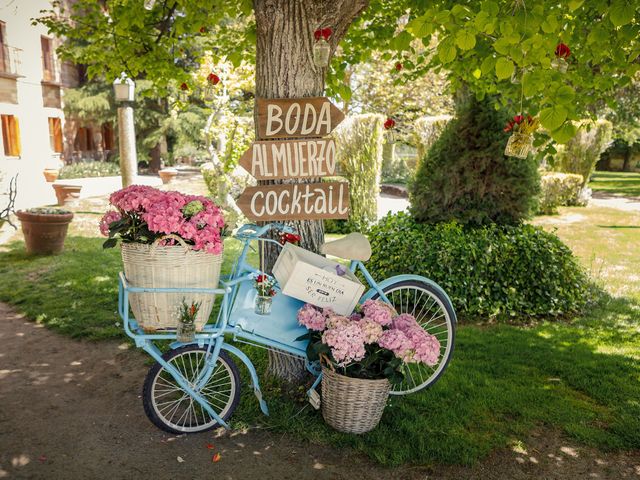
(360, 274), (454, 308)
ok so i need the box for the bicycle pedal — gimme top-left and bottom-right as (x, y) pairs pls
(308, 389), (321, 410)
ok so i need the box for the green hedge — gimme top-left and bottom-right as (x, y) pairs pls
(538, 172), (585, 215)
(367, 212), (590, 319)
(59, 161), (120, 179)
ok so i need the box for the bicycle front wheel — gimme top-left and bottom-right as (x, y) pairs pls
(372, 279), (456, 395)
(142, 346), (241, 434)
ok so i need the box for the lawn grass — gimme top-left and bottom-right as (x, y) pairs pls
(590, 171), (640, 198)
(0, 208), (638, 466)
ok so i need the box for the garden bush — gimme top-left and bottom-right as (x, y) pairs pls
(367, 212), (590, 319)
(413, 115), (452, 166)
(553, 119), (613, 188)
(333, 114), (384, 232)
(410, 96), (540, 226)
(59, 161), (120, 179)
(537, 172), (585, 215)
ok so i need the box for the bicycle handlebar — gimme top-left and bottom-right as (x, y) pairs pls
(235, 222), (296, 239)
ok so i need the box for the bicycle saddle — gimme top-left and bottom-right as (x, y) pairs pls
(320, 232), (372, 261)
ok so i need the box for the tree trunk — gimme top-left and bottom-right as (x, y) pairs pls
(622, 147), (632, 172)
(254, 0), (368, 382)
(149, 142), (162, 173)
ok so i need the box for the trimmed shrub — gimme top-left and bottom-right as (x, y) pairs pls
(554, 119), (613, 188)
(367, 212), (590, 319)
(410, 96), (540, 226)
(538, 172), (585, 215)
(414, 115), (453, 165)
(59, 161), (120, 179)
(333, 114), (384, 232)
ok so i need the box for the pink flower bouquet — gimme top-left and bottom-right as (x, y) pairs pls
(99, 185), (225, 253)
(297, 299), (440, 383)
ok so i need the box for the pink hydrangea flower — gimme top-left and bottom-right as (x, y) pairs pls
(361, 299), (394, 326)
(325, 314), (351, 330)
(404, 327), (441, 366)
(99, 210), (122, 236)
(322, 323), (366, 364)
(297, 304), (326, 331)
(392, 313), (420, 332)
(378, 328), (414, 362)
(356, 318), (383, 344)
(105, 185), (225, 253)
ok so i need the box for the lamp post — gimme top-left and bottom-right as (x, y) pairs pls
(113, 72), (137, 187)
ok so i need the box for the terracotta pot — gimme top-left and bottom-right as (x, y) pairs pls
(16, 210), (74, 255)
(158, 168), (178, 184)
(52, 184), (82, 206)
(43, 168), (60, 183)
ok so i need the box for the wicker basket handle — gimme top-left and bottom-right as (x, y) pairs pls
(150, 234), (191, 255)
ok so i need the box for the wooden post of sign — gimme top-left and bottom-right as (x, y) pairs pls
(254, 0), (367, 383)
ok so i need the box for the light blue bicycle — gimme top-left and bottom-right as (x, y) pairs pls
(118, 222), (456, 434)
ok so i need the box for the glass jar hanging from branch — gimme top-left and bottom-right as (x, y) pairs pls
(178, 82), (190, 103)
(504, 114), (539, 159)
(203, 72), (220, 102)
(551, 43), (571, 73)
(384, 117), (397, 143)
(313, 28), (332, 68)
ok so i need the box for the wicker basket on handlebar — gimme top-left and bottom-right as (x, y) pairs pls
(121, 235), (223, 332)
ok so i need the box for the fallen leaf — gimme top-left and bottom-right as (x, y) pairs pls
(212, 453), (221, 463)
(177, 456), (185, 463)
(38, 455), (47, 463)
(206, 443), (215, 450)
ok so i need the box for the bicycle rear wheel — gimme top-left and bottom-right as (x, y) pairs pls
(142, 346), (241, 434)
(372, 279), (456, 395)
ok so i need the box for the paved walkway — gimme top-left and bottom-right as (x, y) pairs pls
(591, 191), (640, 212)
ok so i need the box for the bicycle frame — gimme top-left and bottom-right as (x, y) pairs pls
(117, 224), (415, 430)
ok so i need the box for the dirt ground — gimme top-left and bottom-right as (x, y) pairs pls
(1, 302), (638, 480)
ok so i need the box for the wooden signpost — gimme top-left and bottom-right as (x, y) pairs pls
(256, 97), (345, 139)
(237, 182), (349, 221)
(238, 96), (349, 221)
(238, 138), (337, 180)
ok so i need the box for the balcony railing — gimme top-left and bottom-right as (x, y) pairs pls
(0, 45), (22, 76)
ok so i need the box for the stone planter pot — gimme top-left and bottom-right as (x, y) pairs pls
(16, 210), (74, 255)
(52, 184), (82, 206)
(43, 168), (60, 183)
(158, 168), (178, 184)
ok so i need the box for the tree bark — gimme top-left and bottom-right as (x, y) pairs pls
(253, 0), (368, 382)
(622, 147), (632, 172)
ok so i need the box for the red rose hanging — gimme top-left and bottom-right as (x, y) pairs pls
(199, 26), (207, 34)
(180, 82), (189, 91)
(554, 43), (571, 59)
(279, 232), (301, 246)
(207, 73), (220, 85)
(384, 118), (396, 130)
(313, 27), (332, 67)
(395, 62), (403, 71)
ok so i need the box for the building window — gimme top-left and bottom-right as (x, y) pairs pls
(41, 36), (55, 81)
(0, 21), (7, 74)
(48, 117), (63, 153)
(1, 114), (20, 156)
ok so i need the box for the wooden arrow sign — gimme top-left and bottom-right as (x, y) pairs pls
(237, 182), (350, 221)
(239, 138), (337, 180)
(256, 97), (345, 140)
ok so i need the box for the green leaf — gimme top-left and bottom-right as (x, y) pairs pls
(495, 57), (515, 80)
(554, 85), (575, 105)
(539, 106), (568, 131)
(473, 68), (482, 79)
(102, 237), (118, 249)
(550, 122), (577, 143)
(568, 0), (584, 10)
(406, 15), (432, 37)
(480, 56), (495, 74)
(438, 41), (457, 64)
(456, 29), (476, 50)
(610, 0), (636, 26)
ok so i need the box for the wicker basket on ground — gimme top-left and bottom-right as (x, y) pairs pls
(321, 366), (390, 434)
(121, 235), (222, 332)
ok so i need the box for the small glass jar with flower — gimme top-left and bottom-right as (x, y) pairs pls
(551, 43), (571, 73)
(176, 300), (200, 343)
(504, 114), (539, 159)
(254, 274), (277, 315)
